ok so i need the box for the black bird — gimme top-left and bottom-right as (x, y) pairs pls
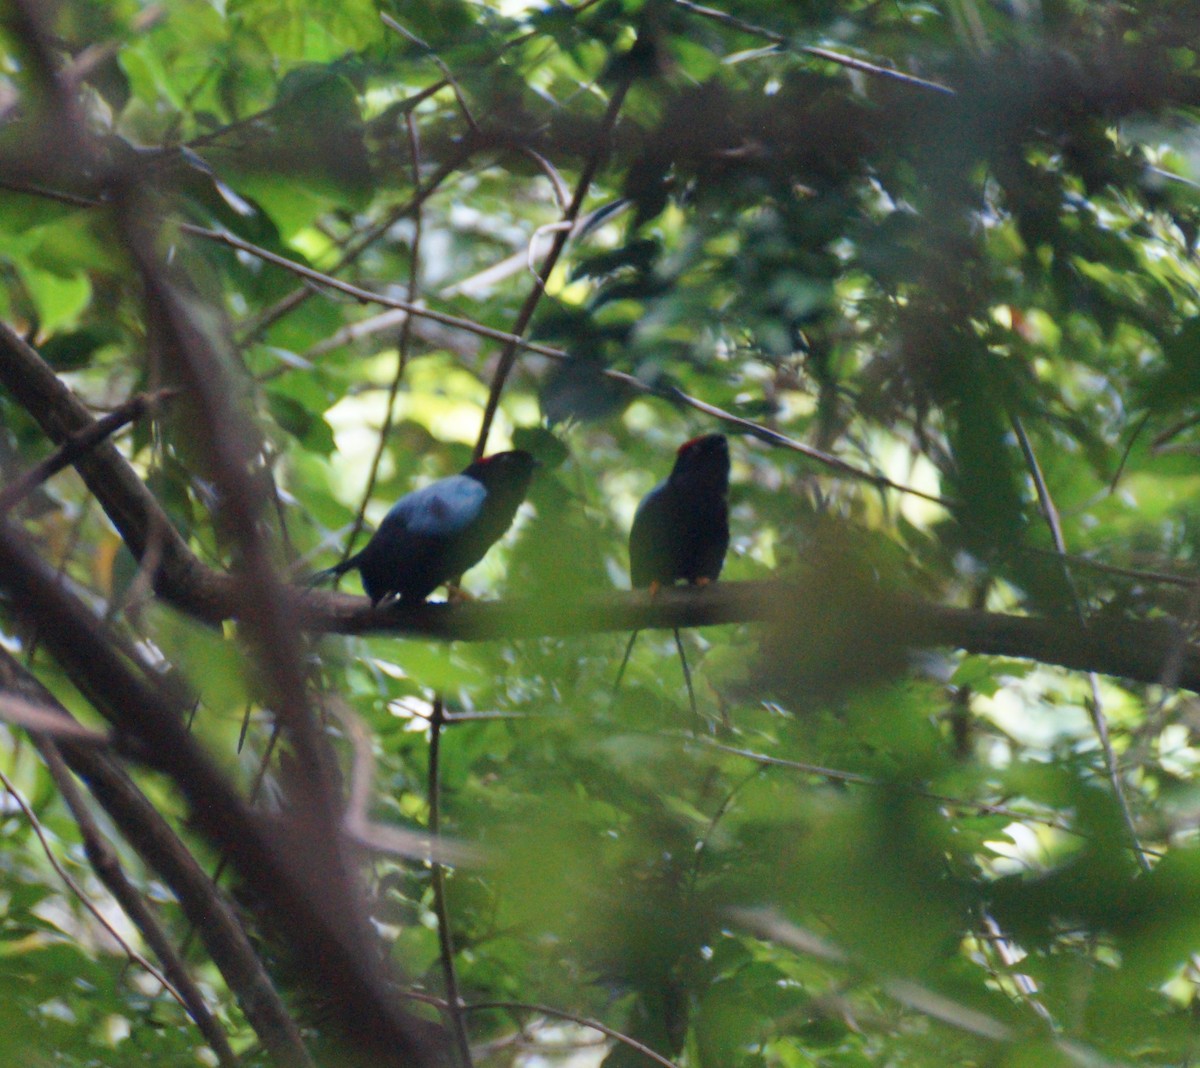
(629, 433), (730, 591)
(312, 450), (536, 604)
(616, 434), (731, 713)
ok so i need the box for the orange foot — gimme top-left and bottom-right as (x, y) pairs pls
(693, 577), (713, 588)
(444, 584), (476, 604)
(648, 580), (662, 598)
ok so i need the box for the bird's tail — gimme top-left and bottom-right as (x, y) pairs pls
(612, 629), (640, 696)
(307, 554), (358, 587)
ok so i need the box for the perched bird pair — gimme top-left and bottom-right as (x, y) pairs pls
(313, 433), (730, 607)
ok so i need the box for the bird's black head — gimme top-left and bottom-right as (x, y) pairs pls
(463, 450), (537, 496)
(670, 433), (729, 490)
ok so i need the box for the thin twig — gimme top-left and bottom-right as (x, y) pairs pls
(519, 147), (571, 211)
(472, 63), (635, 459)
(428, 696), (473, 1068)
(0, 389), (175, 514)
(331, 699), (476, 865)
(176, 224), (947, 503)
(1011, 415), (1150, 872)
(698, 737), (1165, 856)
(34, 740), (239, 1067)
(463, 1002), (684, 1068)
(687, 767), (764, 894)
(192, 711), (283, 927)
(0, 646), (315, 1068)
(184, 223), (567, 356)
(661, 385), (951, 506)
(978, 912), (1055, 1030)
(338, 111), (424, 574)
(0, 177), (102, 208)
(237, 0), (610, 343)
(743, 911), (1020, 1041)
(671, 0), (956, 95)
(60, 6), (167, 87)
(1109, 410), (1153, 492)
(732, 908), (1137, 1068)
(1019, 546), (1197, 590)
(235, 146), (472, 343)
(380, 14), (480, 132)
(0, 766), (186, 1007)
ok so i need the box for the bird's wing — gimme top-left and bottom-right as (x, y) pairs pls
(629, 479), (672, 588)
(386, 475), (488, 537)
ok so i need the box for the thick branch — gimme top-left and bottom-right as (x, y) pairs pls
(0, 646), (314, 1068)
(0, 387), (176, 514)
(0, 519), (447, 1068)
(36, 739), (240, 1068)
(3, 316), (1197, 696)
(297, 581), (1200, 695)
(0, 320), (234, 623)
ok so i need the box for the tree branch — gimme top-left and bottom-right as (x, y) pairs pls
(34, 740), (240, 1068)
(1, 316), (1196, 697)
(0, 519), (447, 1068)
(0, 388), (176, 514)
(295, 580), (1200, 694)
(670, 0), (956, 95)
(0, 646), (315, 1068)
(114, 185), (448, 1066)
(0, 319), (234, 624)
(427, 696), (473, 1068)
(472, 55), (634, 459)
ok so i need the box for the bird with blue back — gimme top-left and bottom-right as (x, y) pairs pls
(312, 450), (536, 605)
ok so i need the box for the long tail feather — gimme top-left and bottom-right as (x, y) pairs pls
(612, 629), (640, 697)
(673, 627), (698, 721)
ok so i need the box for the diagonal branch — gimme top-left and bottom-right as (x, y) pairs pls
(732, 908), (1134, 1068)
(33, 740), (239, 1067)
(472, 62), (635, 459)
(463, 1001), (683, 1068)
(0, 764), (184, 1007)
(113, 187), (448, 1066)
(0, 516), (447, 1067)
(670, 0), (955, 95)
(338, 111), (425, 575)
(0, 388), (176, 514)
(181, 227), (949, 502)
(0, 647), (314, 1068)
(0, 319), (234, 623)
(1011, 414), (1150, 871)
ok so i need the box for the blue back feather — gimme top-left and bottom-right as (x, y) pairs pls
(385, 475), (487, 536)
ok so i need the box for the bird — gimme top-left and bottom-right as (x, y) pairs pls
(629, 433), (731, 592)
(311, 450), (536, 605)
(615, 434), (731, 713)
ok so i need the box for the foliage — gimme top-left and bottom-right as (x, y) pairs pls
(3, 1), (1200, 1066)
